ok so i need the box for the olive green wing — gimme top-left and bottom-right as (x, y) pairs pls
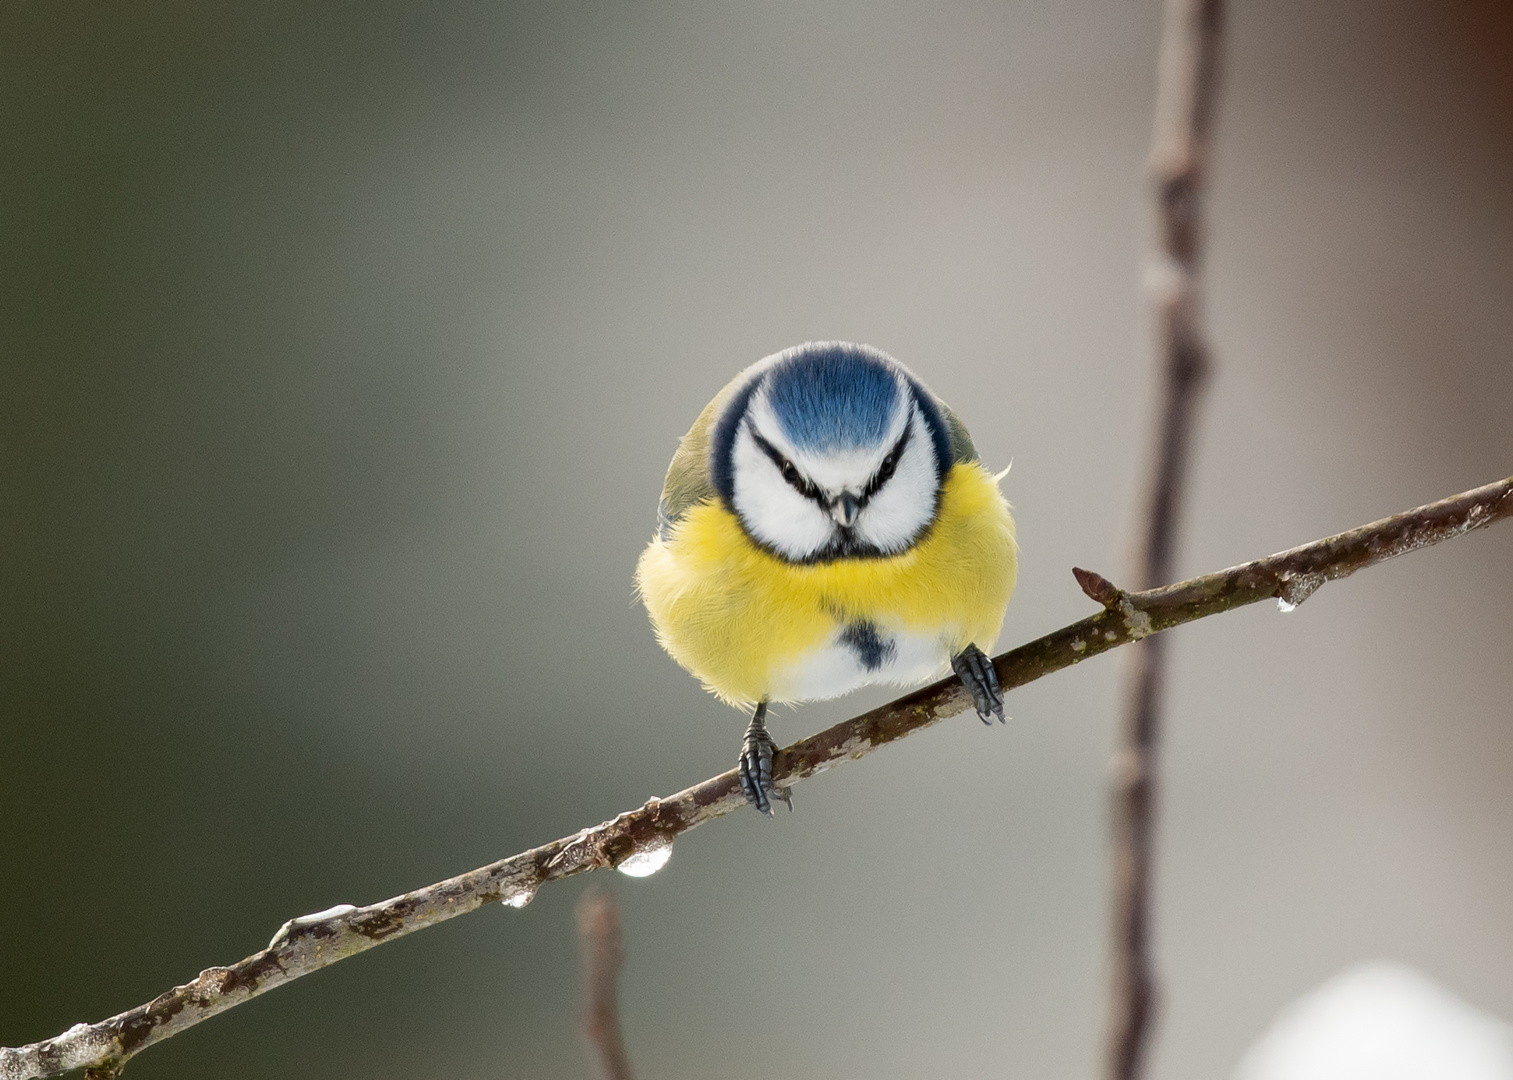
(655, 381), (738, 541)
(937, 397), (980, 465)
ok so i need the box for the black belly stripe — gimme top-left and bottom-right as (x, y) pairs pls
(838, 621), (896, 671)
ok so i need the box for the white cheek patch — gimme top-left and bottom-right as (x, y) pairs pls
(729, 427), (835, 559)
(854, 409), (940, 553)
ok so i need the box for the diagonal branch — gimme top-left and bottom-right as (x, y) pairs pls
(1109, 2), (1224, 1078)
(3, 476), (1509, 1080)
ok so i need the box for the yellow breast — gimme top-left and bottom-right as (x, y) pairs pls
(634, 461), (1017, 707)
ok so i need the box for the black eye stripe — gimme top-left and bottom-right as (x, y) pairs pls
(863, 414), (913, 500)
(746, 414), (913, 512)
(747, 423), (826, 505)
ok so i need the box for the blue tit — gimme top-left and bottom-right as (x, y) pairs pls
(635, 341), (1017, 814)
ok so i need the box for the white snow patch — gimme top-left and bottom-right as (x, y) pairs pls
(293, 904), (356, 926)
(1234, 961), (1513, 1080)
(267, 904), (357, 948)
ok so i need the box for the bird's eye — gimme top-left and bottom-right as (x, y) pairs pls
(878, 453), (897, 480)
(780, 460), (801, 485)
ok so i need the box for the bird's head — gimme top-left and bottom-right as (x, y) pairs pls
(710, 342), (952, 562)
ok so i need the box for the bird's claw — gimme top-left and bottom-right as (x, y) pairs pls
(739, 723), (778, 816)
(737, 706), (791, 816)
(952, 643), (1005, 724)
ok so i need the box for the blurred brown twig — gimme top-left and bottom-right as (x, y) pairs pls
(3, 474), (1510, 1080)
(577, 890), (635, 1080)
(1107, 2), (1224, 1079)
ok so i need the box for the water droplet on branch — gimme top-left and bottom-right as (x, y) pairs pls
(501, 884), (537, 909)
(616, 840), (673, 878)
(1277, 570), (1325, 612)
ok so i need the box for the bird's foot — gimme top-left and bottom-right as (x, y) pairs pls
(737, 703), (792, 817)
(952, 644), (1005, 724)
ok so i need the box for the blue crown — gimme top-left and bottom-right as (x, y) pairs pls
(764, 343), (901, 452)
(710, 342), (953, 507)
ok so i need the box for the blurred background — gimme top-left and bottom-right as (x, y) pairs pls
(4, 1), (1512, 1077)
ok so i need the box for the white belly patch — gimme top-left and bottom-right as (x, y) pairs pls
(773, 622), (952, 702)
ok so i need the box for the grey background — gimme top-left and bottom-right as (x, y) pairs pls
(4, 2), (1511, 1078)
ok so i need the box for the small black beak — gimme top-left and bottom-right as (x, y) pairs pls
(830, 491), (861, 527)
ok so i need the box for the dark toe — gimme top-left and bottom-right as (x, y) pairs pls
(953, 644), (1005, 724)
(984, 656), (1005, 722)
(738, 739), (775, 816)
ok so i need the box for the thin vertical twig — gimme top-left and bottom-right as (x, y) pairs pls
(1108, 2), (1224, 1079)
(577, 889), (636, 1080)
